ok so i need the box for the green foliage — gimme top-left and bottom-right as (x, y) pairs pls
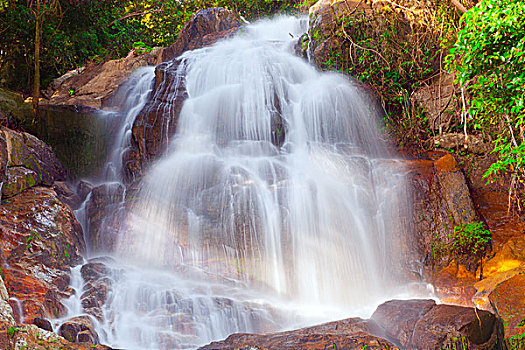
(446, 0), (525, 210)
(450, 222), (492, 257)
(132, 41), (153, 55)
(7, 327), (19, 338)
(0, 0), (301, 94)
(431, 222), (492, 277)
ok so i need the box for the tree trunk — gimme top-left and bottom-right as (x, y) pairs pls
(32, 1), (41, 112)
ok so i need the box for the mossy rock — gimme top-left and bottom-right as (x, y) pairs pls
(1, 166), (38, 198)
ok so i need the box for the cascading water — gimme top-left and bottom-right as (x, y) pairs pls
(64, 16), (427, 350)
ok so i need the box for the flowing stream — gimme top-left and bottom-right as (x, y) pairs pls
(64, 16), (428, 350)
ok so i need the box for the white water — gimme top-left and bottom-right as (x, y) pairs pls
(64, 16), (429, 350)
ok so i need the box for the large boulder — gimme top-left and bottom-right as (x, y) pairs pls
(58, 315), (99, 344)
(124, 8), (242, 181)
(200, 317), (397, 350)
(46, 48), (165, 109)
(79, 259), (119, 321)
(0, 126), (67, 199)
(0, 186), (84, 323)
(372, 300), (500, 349)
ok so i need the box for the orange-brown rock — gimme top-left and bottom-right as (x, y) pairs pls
(488, 274), (525, 342)
(404, 153), (481, 282)
(0, 186), (84, 322)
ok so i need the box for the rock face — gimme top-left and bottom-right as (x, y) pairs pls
(201, 299), (502, 350)
(0, 126), (67, 199)
(124, 8), (242, 181)
(405, 153), (481, 295)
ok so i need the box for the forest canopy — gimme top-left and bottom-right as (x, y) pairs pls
(0, 0), (300, 93)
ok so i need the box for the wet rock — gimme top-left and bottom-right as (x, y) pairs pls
(1, 166), (38, 198)
(32, 317), (53, 332)
(58, 315), (99, 344)
(161, 8), (242, 62)
(53, 181), (82, 209)
(77, 180), (94, 202)
(200, 317), (397, 350)
(126, 8), (242, 181)
(84, 183), (125, 253)
(0, 186), (84, 322)
(0, 276), (15, 327)
(432, 264), (478, 306)
(80, 261), (116, 321)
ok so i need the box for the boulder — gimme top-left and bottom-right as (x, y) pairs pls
(0, 276), (15, 327)
(371, 299), (501, 350)
(0, 126), (67, 199)
(32, 317), (53, 332)
(53, 181), (82, 210)
(371, 299), (435, 347)
(0, 186), (84, 322)
(58, 315), (99, 344)
(46, 48), (165, 109)
(0, 322), (110, 350)
(308, 0), (374, 68)
(125, 8), (242, 181)
(410, 72), (459, 133)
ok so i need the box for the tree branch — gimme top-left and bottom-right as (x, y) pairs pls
(450, 0), (468, 14)
(108, 5), (164, 27)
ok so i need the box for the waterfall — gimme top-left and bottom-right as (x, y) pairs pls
(68, 16), (422, 350)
